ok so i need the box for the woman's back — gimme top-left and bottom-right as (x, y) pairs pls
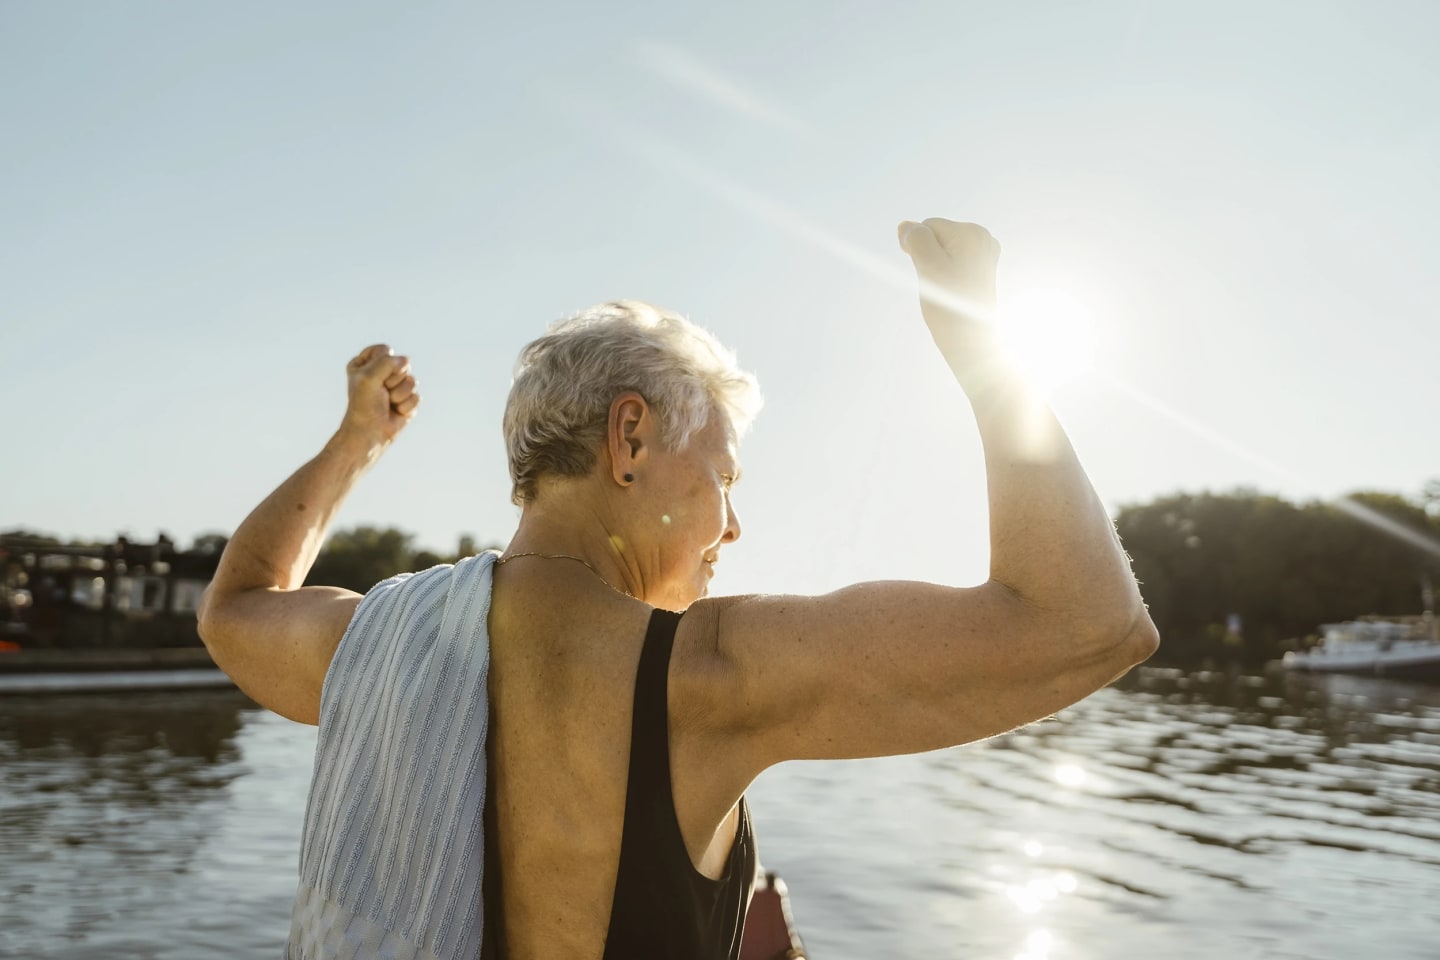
(486, 561), (753, 960)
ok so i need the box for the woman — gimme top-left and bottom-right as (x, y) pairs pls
(199, 218), (1158, 959)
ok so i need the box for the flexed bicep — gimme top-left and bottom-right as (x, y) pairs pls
(706, 580), (1155, 770)
(198, 585), (361, 725)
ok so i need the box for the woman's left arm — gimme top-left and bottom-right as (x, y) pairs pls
(197, 345), (419, 724)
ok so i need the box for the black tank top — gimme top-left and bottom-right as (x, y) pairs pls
(602, 607), (757, 959)
(481, 608), (755, 959)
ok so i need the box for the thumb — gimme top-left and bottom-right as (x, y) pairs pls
(349, 344), (393, 373)
(897, 220), (948, 275)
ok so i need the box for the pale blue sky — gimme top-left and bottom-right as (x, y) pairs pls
(4, 1), (1437, 596)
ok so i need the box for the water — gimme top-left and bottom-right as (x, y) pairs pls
(2, 669), (1438, 959)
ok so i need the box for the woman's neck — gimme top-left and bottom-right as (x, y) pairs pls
(506, 497), (642, 600)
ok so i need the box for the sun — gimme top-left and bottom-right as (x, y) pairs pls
(995, 287), (1099, 394)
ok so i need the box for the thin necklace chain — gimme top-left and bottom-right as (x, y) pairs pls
(495, 551), (633, 598)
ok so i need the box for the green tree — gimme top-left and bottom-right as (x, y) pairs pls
(190, 532), (230, 556)
(1424, 478), (1440, 518)
(1117, 488), (1440, 666)
(302, 527), (505, 592)
(306, 526), (417, 593)
(0, 529), (62, 546)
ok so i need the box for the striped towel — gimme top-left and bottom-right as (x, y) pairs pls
(286, 550), (498, 960)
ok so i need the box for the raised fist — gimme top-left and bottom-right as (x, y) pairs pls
(898, 219), (1002, 363)
(338, 344), (420, 448)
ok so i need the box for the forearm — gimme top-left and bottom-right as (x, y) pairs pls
(208, 431), (383, 598)
(958, 359), (1141, 621)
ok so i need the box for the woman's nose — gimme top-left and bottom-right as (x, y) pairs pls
(722, 500), (741, 544)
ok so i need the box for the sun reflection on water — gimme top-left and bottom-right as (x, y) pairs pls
(1004, 836), (1083, 958)
(1006, 873), (1072, 913)
(1014, 928), (1055, 960)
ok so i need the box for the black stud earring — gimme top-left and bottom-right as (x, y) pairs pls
(623, 473), (634, 483)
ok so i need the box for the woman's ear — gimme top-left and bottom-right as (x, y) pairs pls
(607, 392), (651, 486)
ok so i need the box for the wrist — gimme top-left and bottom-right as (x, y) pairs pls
(950, 351), (1042, 416)
(323, 426), (389, 470)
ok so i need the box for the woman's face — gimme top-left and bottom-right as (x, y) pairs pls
(640, 414), (742, 610)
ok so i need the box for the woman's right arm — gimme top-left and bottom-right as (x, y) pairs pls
(701, 219), (1158, 768)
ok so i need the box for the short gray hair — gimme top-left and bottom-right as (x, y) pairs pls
(503, 300), (762, 505)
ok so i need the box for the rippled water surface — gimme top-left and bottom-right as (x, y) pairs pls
(3, 669), (1438, 959)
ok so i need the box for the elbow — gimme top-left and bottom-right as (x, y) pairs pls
(195, 585), (227, 656)
(1096, 605), (1159, 676)
(1072, 603), (1158, 676)
(196, 584), (215, 631)
(195, 588), (246, 684)
(1120, 609), (1160, 666)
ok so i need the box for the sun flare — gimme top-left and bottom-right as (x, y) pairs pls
(996, 288), (1099, 393)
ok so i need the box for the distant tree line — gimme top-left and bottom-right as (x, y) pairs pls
(302, 527), (501, 593)
(1117, 485), (1440, 666)
(13, 480), (1439, 668)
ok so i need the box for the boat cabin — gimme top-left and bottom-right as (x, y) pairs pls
(0, 535), (220, 652)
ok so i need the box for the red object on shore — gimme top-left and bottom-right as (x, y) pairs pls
(740, 870), (808, 960)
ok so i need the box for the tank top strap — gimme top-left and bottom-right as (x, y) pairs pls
(627, 608), (684, 799)
(605, 607), (754, 959)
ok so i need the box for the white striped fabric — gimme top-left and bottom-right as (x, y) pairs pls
(286, 550), (498, 960)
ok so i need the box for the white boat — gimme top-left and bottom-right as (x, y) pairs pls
(1282, 617), (1440, 678)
